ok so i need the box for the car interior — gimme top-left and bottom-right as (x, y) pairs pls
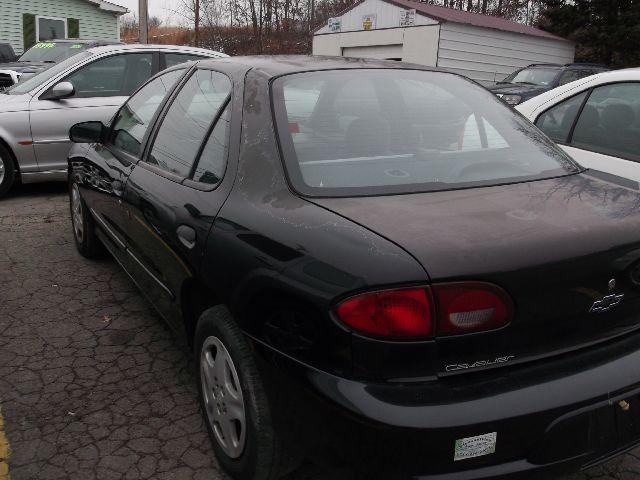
(538, 83), (640, 161)
(281, 72), (572, 192)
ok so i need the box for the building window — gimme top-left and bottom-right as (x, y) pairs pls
(36, 16), (67, 41)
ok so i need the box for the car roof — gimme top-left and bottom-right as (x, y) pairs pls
(46, 38), (122, 45)
(86, 43), (228, 57)
(197, 55), (438, 77)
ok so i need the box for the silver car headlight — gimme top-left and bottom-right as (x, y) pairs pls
(502, 94), (522, 106)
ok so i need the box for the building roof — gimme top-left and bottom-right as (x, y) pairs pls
(83, 0), (129, 15)
(317, 0), (566, 41)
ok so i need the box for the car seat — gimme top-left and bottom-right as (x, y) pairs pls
(344, 117), (391, 158)
(599, 103), (637, 156)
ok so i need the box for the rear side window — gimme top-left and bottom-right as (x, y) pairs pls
(65, 53), (154, 97)
(535, 91), (588, 143)
(192, 104), (231, 185)
(110, 69), (185, 156)
(165, 53), (206, 67)
(571, 83), (640, 162)
(146, 69), (231, 177)
(273, 69), (579, 197)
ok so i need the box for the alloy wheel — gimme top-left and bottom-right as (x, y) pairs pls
(71, 183), (84, 243)
(0, 155), (5, 185)
(200, 336), (247, 459)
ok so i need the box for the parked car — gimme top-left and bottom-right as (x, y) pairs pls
(0, 43), (17, 63)
(489, 62), (609, 105)
(517, 68), (640, 184)
(0, 43), (226, 197)
(0, 39), (122, 90)
(68, 56), (640, 480)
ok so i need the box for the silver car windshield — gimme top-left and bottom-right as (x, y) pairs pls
(19, 42), (89, 63)
(6, 51), (93, 95)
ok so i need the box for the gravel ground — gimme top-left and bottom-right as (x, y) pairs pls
(0, 182), (638, 480)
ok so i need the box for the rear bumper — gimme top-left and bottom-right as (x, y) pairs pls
(253, 331), (640, 478)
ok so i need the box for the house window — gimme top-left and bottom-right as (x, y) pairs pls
(37, 16), (67, 41)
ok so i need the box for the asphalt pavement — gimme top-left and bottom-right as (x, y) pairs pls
(0, 183), (638, 480)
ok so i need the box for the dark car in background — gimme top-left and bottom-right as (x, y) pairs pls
(489, 62), (609, 105)
(0, 38), (122, 89)
(68, 56), (640, 480)
(0, 43), (17, 63)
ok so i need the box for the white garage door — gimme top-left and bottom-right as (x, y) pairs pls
(342, 44), (403, 60)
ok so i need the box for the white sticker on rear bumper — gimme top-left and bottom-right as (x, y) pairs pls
(454, 432), (497, 461)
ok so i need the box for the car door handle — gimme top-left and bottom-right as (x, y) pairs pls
(177, 225), (196, 249)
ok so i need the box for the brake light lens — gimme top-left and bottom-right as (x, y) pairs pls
(336, 287), (434, 338)
(433, 282), (513, 336)
(335, 283), (512, 339)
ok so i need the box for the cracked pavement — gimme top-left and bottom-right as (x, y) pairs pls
(0, 183), (639, 480)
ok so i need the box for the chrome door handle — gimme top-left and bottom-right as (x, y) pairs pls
(177, 225), (196, 249)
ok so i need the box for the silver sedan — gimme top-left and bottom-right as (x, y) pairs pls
(0, 43), (227, 196)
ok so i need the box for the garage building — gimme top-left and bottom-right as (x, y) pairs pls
(312, 0), (574, 85)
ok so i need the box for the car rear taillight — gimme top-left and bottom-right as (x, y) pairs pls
(336, 287), (434, 338)
(335, 283), (512, 339)
(433, 282), (513, 336)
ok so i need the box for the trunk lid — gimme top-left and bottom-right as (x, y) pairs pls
(313, 173), (640, 375)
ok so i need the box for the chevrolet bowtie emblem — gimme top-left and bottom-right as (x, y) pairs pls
(590, 293), (624, 313)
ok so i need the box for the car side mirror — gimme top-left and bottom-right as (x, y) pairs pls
(70, 121), (106, 144)
(44, 81), (75, 100)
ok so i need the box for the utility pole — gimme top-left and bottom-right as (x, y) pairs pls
(139, 0), (149, 43)
(194, 0), (200, 47)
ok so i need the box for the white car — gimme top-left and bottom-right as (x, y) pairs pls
(516, 68), (640, 184)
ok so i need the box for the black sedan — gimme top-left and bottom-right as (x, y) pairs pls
(67, 55), (640, 480)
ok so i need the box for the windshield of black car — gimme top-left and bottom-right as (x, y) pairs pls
(501, 67), (559, 86)
(19, 42), (88, 63)
(6, 51), (93, 95)
(272, 69), (580, 197)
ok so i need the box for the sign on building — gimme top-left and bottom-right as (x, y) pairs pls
(328, 17), (341, 32)
(362, 13), (377, 30)
(399, 9), (416, 27)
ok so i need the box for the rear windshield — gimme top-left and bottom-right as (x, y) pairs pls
(272, 69), (580, 197)
(19, 42), (88, 63)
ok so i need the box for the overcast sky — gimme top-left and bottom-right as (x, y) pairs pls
(113, 0), (183, 25)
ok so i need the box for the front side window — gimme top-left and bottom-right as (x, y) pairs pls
(65, 53), (154, 98)
(273, 69), (580, 197)
(146, 69), (231, 177)
(557, 70), (582, 86)
(38, 17), (66, 41)
(535, 91), (588, 143)
(110, 69), (186, 156)
(571, 82), (640, 162)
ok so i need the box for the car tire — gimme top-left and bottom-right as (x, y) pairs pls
(69, 179), (103, 258)
(0, 144), (16, 198)
(195, 306), (294, 480)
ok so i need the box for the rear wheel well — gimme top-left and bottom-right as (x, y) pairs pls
(243, 289), (325, 359)
(183, 283), (325, 357)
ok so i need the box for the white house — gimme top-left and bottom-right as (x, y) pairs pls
(1, 0), (128, 55)
(312, 0), (575, 85)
